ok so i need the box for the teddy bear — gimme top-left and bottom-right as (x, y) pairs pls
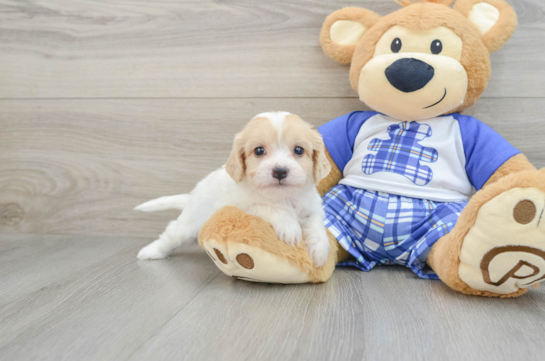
(197, 0), (545, 298)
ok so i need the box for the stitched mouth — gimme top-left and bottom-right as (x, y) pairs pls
(423, 88), (447, 109)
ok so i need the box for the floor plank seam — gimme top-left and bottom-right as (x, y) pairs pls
(123, 270), (223, 360)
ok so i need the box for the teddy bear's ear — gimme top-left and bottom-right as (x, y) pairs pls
(320, 7), (381, 64)
(454, 0), (517, 53)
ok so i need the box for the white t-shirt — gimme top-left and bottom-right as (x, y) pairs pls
(318, 112), (520, 203)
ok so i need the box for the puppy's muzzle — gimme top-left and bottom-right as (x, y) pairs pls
(272, 167), (289, 181)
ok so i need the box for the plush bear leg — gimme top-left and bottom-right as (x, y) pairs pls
(428, 169), (545, 297)
(198, 206), (349, 283)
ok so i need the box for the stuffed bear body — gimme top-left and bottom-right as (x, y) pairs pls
(318, 110), (518, 279)
(198, 0), (545, 298)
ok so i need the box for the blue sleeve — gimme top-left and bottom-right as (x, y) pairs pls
(318, 111), (378, 172)
(454, 114), (521, 191)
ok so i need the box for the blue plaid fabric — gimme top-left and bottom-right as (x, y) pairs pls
(362, 121), (438, 186)
(323, 185), (467, 279)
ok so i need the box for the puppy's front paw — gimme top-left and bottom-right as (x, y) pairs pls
(305, 230), (330, 267)
(137, 241), (169, 260)
(272, 218), (303, 246)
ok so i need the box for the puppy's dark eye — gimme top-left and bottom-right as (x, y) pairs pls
(431, 39), (443, 54)
(294, 146), (304, 155)
(391, 38), (402, 53)
(254, 147), (265, 156)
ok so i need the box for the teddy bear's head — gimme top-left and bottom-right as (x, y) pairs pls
(320, 0), (517, 121)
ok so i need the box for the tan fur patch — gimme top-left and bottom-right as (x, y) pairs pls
(237, 117), (279, 183)
(396, 0), (454, 6)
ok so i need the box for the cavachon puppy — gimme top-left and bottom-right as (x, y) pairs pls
(136, 112), (332, 267)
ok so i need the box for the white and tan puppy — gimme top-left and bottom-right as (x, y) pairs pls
(136, 112), (332, 266)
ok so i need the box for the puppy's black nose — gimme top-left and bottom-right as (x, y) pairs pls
(272, 167), (288, 181)
(385, 58), (435, 93)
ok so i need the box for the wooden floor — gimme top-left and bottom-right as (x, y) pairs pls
(1, 0), (545, 360)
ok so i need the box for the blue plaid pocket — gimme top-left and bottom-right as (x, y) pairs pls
(362, 121), (438, 186)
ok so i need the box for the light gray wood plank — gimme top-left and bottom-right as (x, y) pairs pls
(129, 266), (545, 361)
(0, 0), (543, 99)
(0, 235), (220, 361)
(0, 233), (138, 306)
(1, 235), (543, 361)
(1, 97), (544, 239)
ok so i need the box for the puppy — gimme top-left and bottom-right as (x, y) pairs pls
(136, 112), (332, 266)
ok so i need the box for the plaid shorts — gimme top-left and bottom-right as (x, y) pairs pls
(323, 185), (467, 279)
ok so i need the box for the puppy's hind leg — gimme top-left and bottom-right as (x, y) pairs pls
(137, 215), (200, 260)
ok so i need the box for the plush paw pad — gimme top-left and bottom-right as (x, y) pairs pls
(459, 187), (545, 294)
(201, 238), (309, 284)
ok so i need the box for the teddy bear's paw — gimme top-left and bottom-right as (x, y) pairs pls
(200, 237), (310, 284)
(459, 187), (545, 294)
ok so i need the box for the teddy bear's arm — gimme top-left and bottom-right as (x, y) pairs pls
(317, 148), (343, 197)
(483, 154), (536, 188)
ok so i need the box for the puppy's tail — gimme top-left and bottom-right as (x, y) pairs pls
(134, 194), (190, 212)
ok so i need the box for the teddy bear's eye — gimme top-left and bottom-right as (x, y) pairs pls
(391, 38), (402, 53)
(431, 39), (443, 55)
(254, 147), (265, 156)
(294, 146), (304, 155)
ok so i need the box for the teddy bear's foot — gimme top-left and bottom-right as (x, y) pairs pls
(198, 206), (344, 284)
(458, 186), (545, 294)
(429, 169), (545, 297)
(201, 237), (311, 283)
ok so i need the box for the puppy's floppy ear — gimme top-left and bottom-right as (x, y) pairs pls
(454, 0), (517, 53)
(225, 134), (245, 183)
(311, 132), (332, 184)
(320, 7), (381, 64)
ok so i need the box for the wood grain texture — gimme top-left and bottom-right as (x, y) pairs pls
(0, 0), (543, 98)
(131, 266), (545, 361)
(0, 235), (543, 361)
(1, 98), (544, 239)
(0, 235), (220, 361)
(0, 233), (137, 306)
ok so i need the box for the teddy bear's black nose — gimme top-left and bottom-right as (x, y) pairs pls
(385, 58), (435, 93)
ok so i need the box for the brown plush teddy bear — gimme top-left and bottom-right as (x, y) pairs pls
(198, 0), (545, 298)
